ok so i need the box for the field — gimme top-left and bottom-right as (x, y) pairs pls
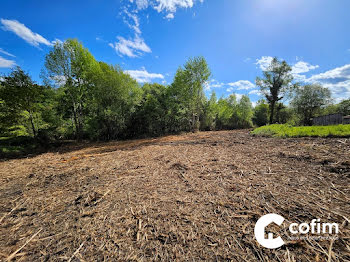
(0, 130), (349, 261)
(251, 124), (350, 138)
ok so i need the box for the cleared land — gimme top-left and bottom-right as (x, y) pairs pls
(0, 130), (349, 261)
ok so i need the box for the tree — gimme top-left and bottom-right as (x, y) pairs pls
(256, 57), (296, 124)
(170, 56), (211, 131)
(291, 84), (331, 126)
(215, 94), (253, 129)
(131, 83), (168, 137)
(200, 91), (218, 130)
(0, 67), (48, 137)
(337, 99), (350, 115)
(43, 39), (100, 140)
(87, 62), (142, 140)
(253, 99), (269, 126)
(237, 95), (253, 128)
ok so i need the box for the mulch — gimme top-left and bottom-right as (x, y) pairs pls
(0, 130), (349, 261)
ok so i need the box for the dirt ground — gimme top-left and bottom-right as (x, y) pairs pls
(0, 130), (349, 261)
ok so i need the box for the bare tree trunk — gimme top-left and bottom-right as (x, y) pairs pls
(29, 111), (36, 137)
(72, 105), (80, 141)
(269, 101), (275, 124)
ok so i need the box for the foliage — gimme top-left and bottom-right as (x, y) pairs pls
(2, 38), (348, 149)
(251, 124), (350, 138)
(291, 84), (331, 125)
(337, 99), (350, 115)
(131, 83), (168, 137)
(87, 62), (141, 140)
(256, 57), (297, 124)
(0, 67), (54, 138)
(43, 39), (100, 140)
(169, 56), (211, 131)
(200, 92), (218, 130)
(253, 99), (269, 126)
(215, 94), (253, 129)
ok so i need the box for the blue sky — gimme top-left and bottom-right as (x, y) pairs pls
(1, 0), (350, 105)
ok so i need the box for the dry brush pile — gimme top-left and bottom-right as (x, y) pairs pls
(0, 130), (349, 261)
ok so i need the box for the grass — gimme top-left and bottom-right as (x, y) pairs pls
(251, 124), (350, 138)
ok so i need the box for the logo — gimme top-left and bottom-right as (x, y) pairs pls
(254, 213), (285, 249)
(254, 214), (339, 249)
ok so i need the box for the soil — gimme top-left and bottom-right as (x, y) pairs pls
(0, 130), (349, 261)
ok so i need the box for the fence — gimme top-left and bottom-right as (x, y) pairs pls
(312, 113), (349, 125)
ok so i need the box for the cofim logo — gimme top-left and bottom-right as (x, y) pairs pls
(254, 213), (339, 249)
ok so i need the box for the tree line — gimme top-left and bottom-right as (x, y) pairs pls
(0, 39), (349, 142)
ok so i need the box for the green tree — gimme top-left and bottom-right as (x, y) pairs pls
(291, 84), (331, 126)
(43, 39), (100, 140)
(337, 99), (350, 115)
(237, 95), (253, 128)
(0, 67), (48, 137)
(87, 62), (142, 140)
(200, 91), (218, 130)
(253, 99), (269, 126)
(216, 97), (233, 129)
(170, 56), (211, 131)
(256, 57), (296, 124)
(130, 83), (168, 137)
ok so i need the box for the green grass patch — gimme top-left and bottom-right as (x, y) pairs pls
(251, 124), (350, 138)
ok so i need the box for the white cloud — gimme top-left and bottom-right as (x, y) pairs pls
(110, 35), (151, 57)
(236, 93), (243, 101)
(125, 67), (164, 83)
(1, 19), (53, 47)
(205, 79), (225, 91)
(291, 61), (319, 74)
(165, 13), (175, 20)
(154, 0), (194, 13)
(129, 0), (204, 19)
(117, 0), (204, 58)
(123, 9), (141, 35)
(228, 80), (255, 90)
(0, 56), (16, 68)
(291, 61), (319, 82)
(307, 64), (350, 83)
(306, 64), (350, 102)
(249, 89), (262, 96)
(255, 56), (273, 71)
(0, 48), (15, 57)
(255, 57), (320, 83)
(130, 0), (149, 10)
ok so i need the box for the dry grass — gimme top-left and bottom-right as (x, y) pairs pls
(0, 130), (349, 261)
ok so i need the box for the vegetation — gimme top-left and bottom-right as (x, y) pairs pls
(256, 57), (297, 124)
(1, 38), (350, 155)
(251, 124), (350, 138)
(291, 84), (331, 125)
(0, 39), (255, 145)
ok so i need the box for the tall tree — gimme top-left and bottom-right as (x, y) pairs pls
(237, 95), (253, 128)
(87, 62), (142, 140)
(43, 39), (100, 140)
(200, 91), (218, 130)
(291, 84), (331, 125)
(170, 56), (211, 131)
(256, 57), (296, 124)
(0, 67), (47, 137)
(131, 83), (168, 136)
